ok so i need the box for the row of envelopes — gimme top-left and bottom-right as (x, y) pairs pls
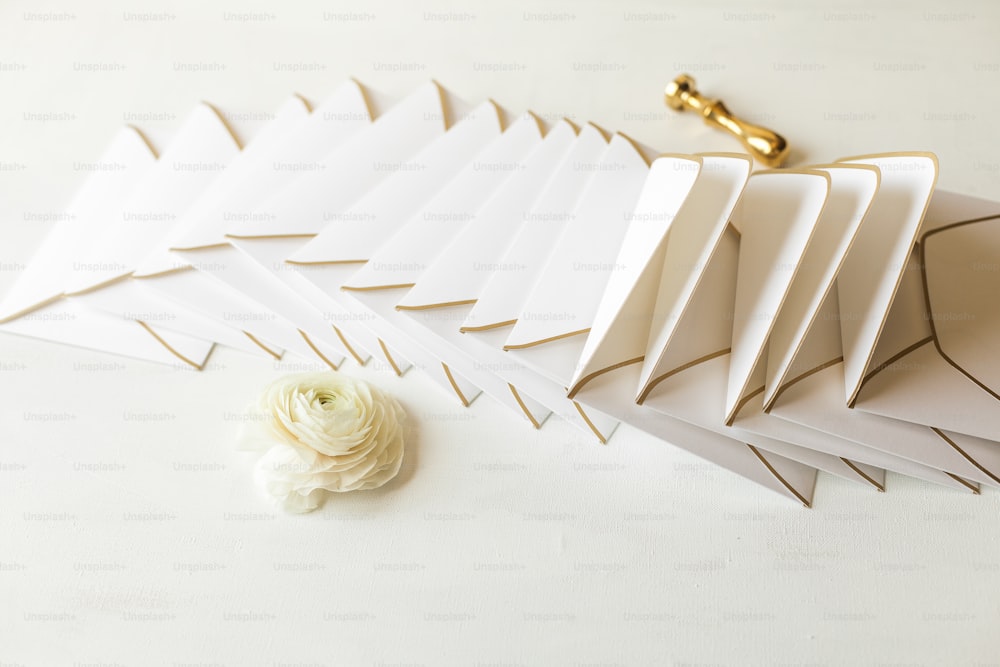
(3, 79), (998, 506)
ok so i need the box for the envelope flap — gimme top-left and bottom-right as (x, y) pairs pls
(567, 154), (702, 394)
(763, 164), (879, 408)
(725, 170), (830, 423)
(135, 94), (315, 277)
(502, 134), (650, 349)
(637, 227), (739, 403)
(461, 123), (609, 332)
(835, 152), (938, 404)
(63, 102), (242, 294)
(396, 119), (578, 310)
(923, 211), (1000, 398)
(636, 155), (751, 395)
(169, 80), (374, 251)
(0, 126), (157, 321)
(287, 99), (505, 265)
(224, 81), (454, 239)
(340, 112), (545, 290)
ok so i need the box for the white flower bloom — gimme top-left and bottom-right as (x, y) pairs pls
(242, 372), (406, 513)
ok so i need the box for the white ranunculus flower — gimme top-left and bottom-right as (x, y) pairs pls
(241, 372), (406, 513)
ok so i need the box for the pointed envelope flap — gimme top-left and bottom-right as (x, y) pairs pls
(835, 152), (938, 404)
(502, 134), (650, 350)
(637, 227), (740, 405)
(763, 164), (880, 409)
(62, 102), (242, 293)
(849, 189), (1000, 440)
(135, 93), (315, 275)
(169, 79), (373, 251)
(725, 170), (830, 423)
(287, 99), (505, 265)
(396, 119), (579, 309)
(224, 81), (458, 239)
(0, 299), (214, 369)
(461, 123), (609, 332)
(0, 126), (157, 322)
(922, 198), (1000, 398)
(340, 112), (545, 290)
(637, 156), (752, 401)
(569, 154), (753, 397)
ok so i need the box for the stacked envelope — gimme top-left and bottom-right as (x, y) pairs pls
(4, 79), (998, 506)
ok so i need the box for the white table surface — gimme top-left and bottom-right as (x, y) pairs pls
(2, 0), (999, 664)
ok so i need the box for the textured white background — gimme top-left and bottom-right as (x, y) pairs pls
(2, 0), (999, 665)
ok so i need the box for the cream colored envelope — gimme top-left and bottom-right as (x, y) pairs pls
(769, 286), (1000, 490)
(637, 170), (972, 491)
(759, 164), (1000, 487)
(0, 126), (214, 367)
(279, 96), (507, 371)
(844, 182), (1000, 442)
(171, 81), (468, 370)
(564, 158), (885, 490)
(580, 358), (836, 506)
(461, 122), (610, 332)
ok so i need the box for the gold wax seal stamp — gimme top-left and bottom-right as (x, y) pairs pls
(665, 74), (789, 167)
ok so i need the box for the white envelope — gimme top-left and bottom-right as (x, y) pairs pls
(844, 181), (1000, 442)
(0, 126), (155, 320)
(503, 133), (654, 387)
(758, 163), (1000, 487)
(480, 134), (655, 440)
(62, 102), (240, 295)
(461, 122), (610, 332)
(580, 361), (824, 506)
(172, 81), (469, 370)
(386, 120), (579, 424)
(117, 86), (379, 366)
(295, 262), (484, 405)
(167, 79), (374, 253)
(279, 95), (507, 371)
(395, 119), (578, 310)
(61, 102), (299, 359)
(287, 99), (505, 267)
(639, 169), (974, 491)
(0, 300), (214, 369)
(307, 112), (551, 415)
(0, 126), (214, 367)
(449, 122), (621, 437)
(836, 152), (938, 406)
(142, 81), (377, 363)
(567, 153), (750, 398)
(564, 158), (886, 491)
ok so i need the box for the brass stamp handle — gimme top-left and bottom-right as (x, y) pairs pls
(665, 74), (789, 167)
